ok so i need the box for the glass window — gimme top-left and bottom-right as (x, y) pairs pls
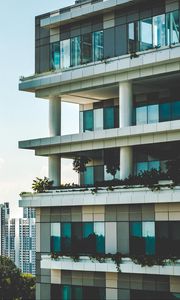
(136, 162), (148, 174)
(83, 110), (93, 132)
(84, 166), (94, 185)
(60, 39), (70, 69)
(166, 10), (179, 45)
(159, 102), (171, 122)
(136, 106), (147, 125)
(94, 108), (103, 131)
(130, 222), (144, 255)
(73, 286), (83, 300)
(172, 100), (180, 120)
(104, 107), (115, 129)
(71, 36), (81, 67)
(148, 105), (159, 123)
(72, 222), (82, 253)
(83, 223), (95, 254)
(153, 14), (166, 47)
(170, 222), (180, 256)
(94, 222), (105, 254)
(61, 223), (71, 254)
(51, 284), (61, 300)
(93, 31), (103, 62)
(82, 33), (92, 64)
(156, 222), (169, 256)
(128, 21), (139, 53)
(140, 18), (153, 51)
(51, 223), (61, 253)
(142, 222), (155, 255)
(50, 42), (60, 70)
(61, 285), (71, 300)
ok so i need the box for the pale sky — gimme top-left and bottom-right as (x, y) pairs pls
(0, 0), (79, 217)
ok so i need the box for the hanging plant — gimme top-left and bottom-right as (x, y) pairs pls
(72, 156), (91, 173)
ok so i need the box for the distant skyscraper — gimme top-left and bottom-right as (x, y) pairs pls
(0, 203), (36, 275)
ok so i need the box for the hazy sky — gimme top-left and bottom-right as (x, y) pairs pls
(0, 0), (79, 216)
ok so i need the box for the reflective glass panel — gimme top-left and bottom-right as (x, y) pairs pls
(61, 285), (71, 300)
(94, 222), (105, 254)
(142, 222), (155, 255)
(136, 162), (148, 174)
(82, 33), (92, 64)
(51, 223), (61, 252)
(166, 10), (179, 45)
(170, 222), (180, 256)
(130, 222), (144, 255)
(61, 223), (71, 253)
(148, 104), (159, 123)
(149, 160), (160, 171)
(71, 36), (81, 67)
(60, 39), (70, 69)
(153, 14), (166, 47)
(93, 31), (103, 61)
(172, 100), (180, 120)
(128, 21), (139, 53)
(156, 222), (169, 256)
(83, 223), (95, 254)
(84, 166), (94, 185)
(104, 107), (115, 129)
(140, 18), (153, 50)
(159, 102), (171, 122)
(73, 286), (83, 300)
(51, 42), (60, 70)
(83, 110), (93, 132)
(72, 223), (82, 253)
(136, 106), (147, 125)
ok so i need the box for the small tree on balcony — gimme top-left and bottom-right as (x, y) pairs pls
(32, 177), (53, 193)
(104, 148), (120, 180)
(72, 156), (91, 174)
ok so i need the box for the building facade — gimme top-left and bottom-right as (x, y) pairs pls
(19, 0), (180, 299)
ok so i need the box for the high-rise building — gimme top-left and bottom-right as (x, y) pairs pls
(0, 203), (36, 275)
(0, 202), (10, 255)
(19, 0), (180, 299)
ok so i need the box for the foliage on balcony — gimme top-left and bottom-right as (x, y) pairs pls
(32, 177), (53, 193)
(50, 251), (179, 272)
(72, 156), (91, 173)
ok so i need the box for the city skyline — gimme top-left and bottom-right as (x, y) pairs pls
(0, 0), (77, 216)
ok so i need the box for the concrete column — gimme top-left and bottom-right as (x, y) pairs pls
(48, 156), (61, 186)
(49, 97), (61, 136)
(119, 81), (133, 128)
(120, 146), (133, 180)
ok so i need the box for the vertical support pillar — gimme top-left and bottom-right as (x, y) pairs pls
(119, 81), (133, 128)
(120, 146), (133, 180)
(48, 156), (61, 187)
(119, 82), (133, 179)
(48, 97), (61, 186)
(49, 97), (61, 136)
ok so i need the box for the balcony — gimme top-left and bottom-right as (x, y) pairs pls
(41, 255), (180, 276)
(19, 43), (180, 96)
(19, 185), (180, 208)
(19, 120), (180, 157)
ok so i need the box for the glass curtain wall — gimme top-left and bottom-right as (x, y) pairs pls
(50, 42), (60, 70)
(92, 31), (104, 61)
(51, 222), (105, 255)
(51, 285), (105, 300)
(60, 39), (70, 69)
(71, 36), (81, 67)
(135, 100), (180, 125)
(166, 10), (180, 45)
(82, 33), (92, 64)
